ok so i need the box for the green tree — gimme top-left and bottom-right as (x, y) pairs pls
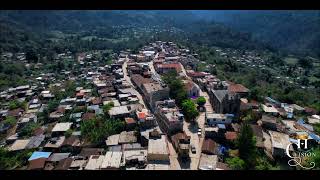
(19, 122), (39, 137)
(3, 116), (17, 127)
(181, 99), (199, 122)
(102, 102), (114, 115)
(196, 96), (206, 106)
(226, 157), (246, 170)
(65, 129), (73, 138)
(255, 156), (273, 170)
(81, 117), (125, 145)
(237, 122), (257, 168)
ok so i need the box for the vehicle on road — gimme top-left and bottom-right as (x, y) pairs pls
(197, 128), (202, 136)
(191, 144), (196, 154)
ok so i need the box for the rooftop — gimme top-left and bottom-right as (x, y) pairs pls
(119, 131), (137, 144)
(143, 83), (164, 94)
(108, 106), (130, 116)
(84, 155), (104, 170)
(106, 134), (120, 146)
(100, 151), (123, 169)
(198, 153), (218, 170)
(148, 135), (169, 155)
(52, 122), (73, 132)
(269, 130), (290, 150)
(213, 90), (228, 103)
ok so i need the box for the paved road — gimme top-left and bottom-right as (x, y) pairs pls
(179, 61), (215, 170)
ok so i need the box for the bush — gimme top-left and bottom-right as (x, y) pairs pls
(226, 157), (246, 170)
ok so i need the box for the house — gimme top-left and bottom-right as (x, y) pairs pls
(171, 132), (191, 159)
(44, 136), (66, 152)
(17, 113), (37, 127)
(27, 158), (47, 170)
(136, 109), (156, 129)
(69, 158), (87, 170)
(61, 135), (82, 153)
(260, 115), (279, 131)
(108, 105), (132, 119)
(118, 131), (137, 144)
(155, 63), (182, 74)
(268, 130), (291, 157)
(125, 118), (136, 130)
(84, 155), (104, 170)
(154, 100), (183, 135)
(147, 132), (170, 162)
(8, 139), (31, 151)
(79, 148), (104, 159)
(28, 151), (52, 161)
(262, 104), (279, 116)
(51, 122), (73, 136)
(183, 80), (200, 98)
(224, 131), (238, 141)
(141, 82), (170, 110)
(55, 157), (74, 170)
(46, 153), (71, 168)
(123, 149), (147, 169)
(8, 135), (44, 152)
(100, 151), (123, 170)
(198, 153), (218, 170)
(206, 113), (233, 126)
(201, 138), (219, 155)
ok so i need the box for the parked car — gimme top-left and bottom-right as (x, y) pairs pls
(191, 144), (196, 154)
(197, 128), (202, 136)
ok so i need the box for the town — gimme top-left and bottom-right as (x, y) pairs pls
(0, 41), (319, 170)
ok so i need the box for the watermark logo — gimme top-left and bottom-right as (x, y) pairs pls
(286, 136), (317, 169)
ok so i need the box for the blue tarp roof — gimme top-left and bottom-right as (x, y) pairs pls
(309, 133), (320, 142)
(266, 97), (280, 104)
(217, 124), (226, 129)
(28, 151), (52, 161)
(218, 145), (228, 155)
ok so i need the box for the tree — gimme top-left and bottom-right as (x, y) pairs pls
(81, 117), (125, 145)
(103, 102), (114, 115)
(3, 116), (17, 127)
(196, 96), (206, 106)
(26, 49), (38, 63)
(65, 129), (73, 138)
(226, 157), (246, 170)
(19, 122), (39, 137)
(298, 58), (313, 69)
(181, 99), (199, 122)
(305, 147), (320, 170)
(237, 122), (257, 168)
(255, 156), (273, 170)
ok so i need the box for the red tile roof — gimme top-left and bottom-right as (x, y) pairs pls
(125, 118), (136, 124)
(228, 82), (249, 93)
(187, 71), (206, 77)
(225, 131), (238, 140)
(157, 63), (182, 72)
(137, 112), (146, 119)
(28, 158), (47, 170)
